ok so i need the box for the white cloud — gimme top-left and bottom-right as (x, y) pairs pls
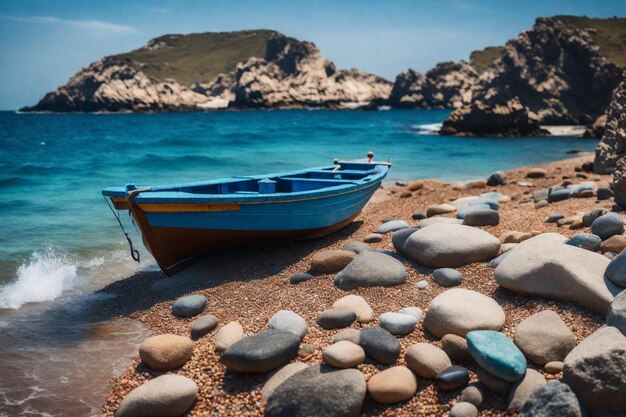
(0, 15), (137, 34)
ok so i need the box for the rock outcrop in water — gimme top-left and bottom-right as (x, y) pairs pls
(440, 17), (624, 136)
(21, 31), (391, 112)
(387, 61), (479, 109)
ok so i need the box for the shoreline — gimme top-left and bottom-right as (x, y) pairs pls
(97, 152), (617, 416)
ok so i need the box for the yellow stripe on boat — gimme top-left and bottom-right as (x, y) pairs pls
(137, 203), (241, 213)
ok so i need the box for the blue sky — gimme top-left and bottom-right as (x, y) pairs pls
(0, 0), (624, 110)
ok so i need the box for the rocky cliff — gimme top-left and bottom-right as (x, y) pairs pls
(440, 17), (625, 136)
(387, 61), (479, 109)
(594, 81), (626, 179)
(22, 31), (391, 112)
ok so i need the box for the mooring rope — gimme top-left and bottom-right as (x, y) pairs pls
(103, 195), (141, 263)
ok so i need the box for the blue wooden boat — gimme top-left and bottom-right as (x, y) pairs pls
(102, 155), (390, 276)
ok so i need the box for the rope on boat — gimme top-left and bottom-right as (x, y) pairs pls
(103, 195), (141, 263)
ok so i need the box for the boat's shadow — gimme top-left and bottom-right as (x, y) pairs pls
(92, 220), (365, 319)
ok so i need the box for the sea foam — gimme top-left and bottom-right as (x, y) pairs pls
(0, 248), (77, 309)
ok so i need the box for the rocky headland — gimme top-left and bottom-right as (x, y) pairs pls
(21, 31), (391, 112)
(440, 17), (625, 137)
(96, 154), (626, 417)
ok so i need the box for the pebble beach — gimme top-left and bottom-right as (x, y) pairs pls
(99, 153), (626, 417)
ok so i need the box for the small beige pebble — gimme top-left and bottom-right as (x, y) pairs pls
(449, 401), (478, 417)
(544, 360), (564, 374)
(417, 280), (429, 289)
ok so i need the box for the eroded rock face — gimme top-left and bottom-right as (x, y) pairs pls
(441, 17), (624, 136)
(388, 61), (479, 109)
(23, 57), (210, 112)
(231, 33), (391, 109)
(595, 81), (626, 175)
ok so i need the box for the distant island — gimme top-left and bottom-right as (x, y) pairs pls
(21, 16), (626, 138)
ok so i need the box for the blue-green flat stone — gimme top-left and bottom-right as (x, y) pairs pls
(466, 330), (526, 382)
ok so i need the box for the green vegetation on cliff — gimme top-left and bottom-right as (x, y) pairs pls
(469, 46), (505, 73)
(555, 15), (626, 68)
(114, 30), (275, 85)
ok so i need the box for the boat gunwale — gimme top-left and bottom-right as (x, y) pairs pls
(102, 162), (389, 204)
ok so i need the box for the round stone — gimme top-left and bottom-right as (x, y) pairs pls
(546, 213), (565, 223)
(607, 289), (626, 336)
(398, 306), (422, 321)
(139, 334), (193, 371)
(466, 330), (527, 382)
(221, 330), (300, 373)
(424, 288), (506, 338)
(433, 268), (463, 287)
(290, 273), (314, 284)
(462, 209), (499, 226)
(442, 334), (472, 362)
(171, 294), (207, 318)
(597, 187), (614, 200)
(265, 365), (366, 417)
(268, 310), (307, 339)
(333, 328), (360, 345)
(261, 362), (308, 400)
(317, 308), (356, 330)
(334, 251), (406, 290)
(513, 310), (577, 365)
(332, 295), (373, 323)
(378, 312), (417, 335)
(404, 223), (501, 268)
(412, 211), (426, 220)
(476, 367), (512, 396)
(566, 233), (602, 251)
(359, 327), (401, 364)
(310, 250), (356, 274)
(605, 251), (626, 287)
(461, 382), (486, 407)
(376, 220), (410, 234)
(364, 233), (383, 243)
(435, 365), (470, 391)
(487, 170), (506, 186)
(427, 203), (457, 217)
(190, 314), (219, 340)
(322, 341), (365, 368)
(544, 361), (564, 374)
(392, 227), (420, 253)
(449, 402), (478, 417)
(405, 343), (452, 378)
(115, 374), (198, 417)
(591, 212), (624, 240)
(601, 235), (626, 253)
(367, 366), (417, 404)
(214, 321), (244, 352)
(417, 280), (429, 289)
(508, 369), (546, 411)
(342, 241), (373, 254)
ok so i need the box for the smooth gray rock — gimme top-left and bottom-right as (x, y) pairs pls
(591, 213), (625, 240)
(378, 312), (417, 335)
(376, 220), (409, 234)
(412, 211), (426, 220)
(468, 198), (500, 210)
(461, 382), (486, 407)
(605, 250), (626, 287)
(566, 233), (602, 251)
(490, 251), (510, 268)
(519, 380), (585, 417)
(513, 310), (577, 365)
(334, 251), (406, 290)
(598, 187), (614, 200)
(435, 365), (470, 390)
(363, 233), (383, 243)
(404, 223), (501, 268)
(463, 208), (499, 226)
(563, 326), (626, 412)
(548, 188), (572, 203)
(391, 227), (419, 253)
(418, 217), (463, 227)
(487, 171), (506, 186)
(607, 290), (626, 336)
(115, 374), (198, 417)
(290, 273), (314, 284)
(433, 268), (463, 287)
(359, 327), (400, 364)
(508, 369), (546, 411)
(265, 364), (366, 417)
(317, 308), (356, 330)
(495, 233), (619, 314)
(171, 294), (207, 318)
(583, 208), (609, 227)
(424, 288), (505, 338)
(261, 362), (308, 401)
(533, 189), (550, 203)
(398, 307), (422, 321)
(268, 310), (307, 339)
(546, 213), (565, 223)
(456, 203), (492, 220)
(342, 241), (373, 254)
(190, 314), (219, 340)
(450, 402), (478, 417)
(221, 330), (300, 373)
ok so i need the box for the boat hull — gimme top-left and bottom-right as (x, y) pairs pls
(130, 179), (380, 275)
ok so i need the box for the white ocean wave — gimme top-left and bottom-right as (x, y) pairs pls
(0, 248), (77, 309)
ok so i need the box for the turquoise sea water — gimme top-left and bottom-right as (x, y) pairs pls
(0, 109), (598, 303)
(0, 109), (598, 416)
